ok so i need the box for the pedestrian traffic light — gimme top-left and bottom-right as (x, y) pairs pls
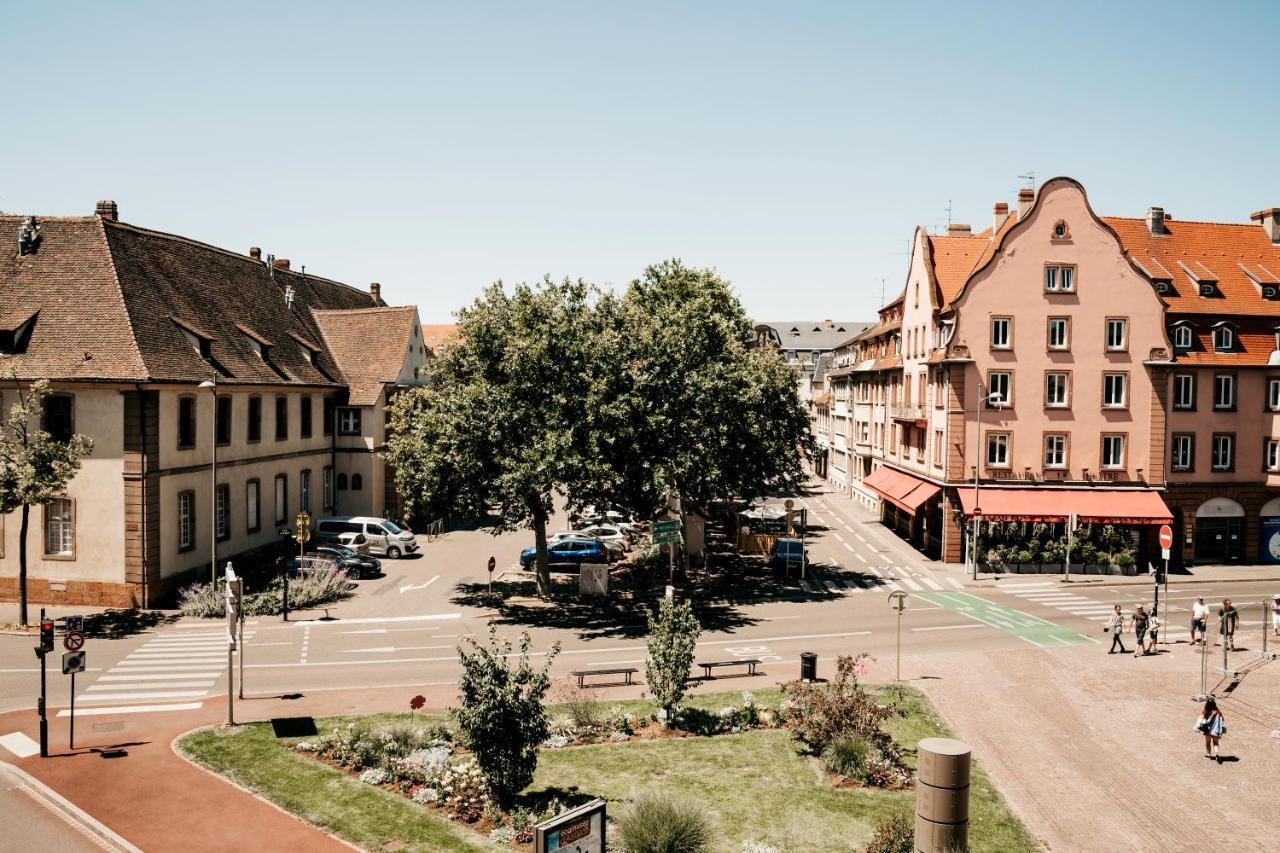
(39, 619), (55, 653)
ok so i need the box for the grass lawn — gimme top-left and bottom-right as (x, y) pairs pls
(178, 686), (1037, 853)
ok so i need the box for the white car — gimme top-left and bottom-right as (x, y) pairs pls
(573, 524), (630, 552)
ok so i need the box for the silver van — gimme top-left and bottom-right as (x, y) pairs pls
(314, 516), (418, 558)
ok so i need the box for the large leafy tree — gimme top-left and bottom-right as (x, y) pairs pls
(596, 259), (813, 520)
(384, 278), (613, 595)
(0, 379), (94, 625)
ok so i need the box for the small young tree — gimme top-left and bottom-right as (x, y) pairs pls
(645, 597), (701, 724)
(0, 379), (93, 625)
(453, 627), (559, 810)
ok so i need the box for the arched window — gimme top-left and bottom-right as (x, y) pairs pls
(337, 473), (348, 490)
(351, 474), (363, 491)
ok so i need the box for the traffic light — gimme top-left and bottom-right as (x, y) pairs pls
(39, 619), (55, 653)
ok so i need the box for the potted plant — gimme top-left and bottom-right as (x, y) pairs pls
(1115, 550), (1136, 576)
(1040, 537), (1067, 574)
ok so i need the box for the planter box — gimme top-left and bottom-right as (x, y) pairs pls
(1084, 564), (1108, 575)
(1041, 563), (1065, 575)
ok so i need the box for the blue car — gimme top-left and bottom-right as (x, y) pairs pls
(521, 538), (609, 571)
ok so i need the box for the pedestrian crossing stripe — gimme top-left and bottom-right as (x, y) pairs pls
(916, 591), (1094, 646)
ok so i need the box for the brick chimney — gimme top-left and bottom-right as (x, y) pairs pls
(947, 223), (972, 237)
(1251, 208), (1280, 244)
(273, 258), (291, 271)
(1017, 188), (1035, 219)
(993, 202), (1009, 233)
(95, 200), (118, 221)
(370, 282), (382, 303)
(1147, 207), (1167, 235)
(249, 247), (262, 261)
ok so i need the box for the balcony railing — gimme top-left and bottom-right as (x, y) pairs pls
(890, 404), (927, 423)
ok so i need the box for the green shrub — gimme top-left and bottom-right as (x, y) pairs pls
(178, 569), (354, 617)
(822, 734), (871, 778)
(863, 811), (914, 853)
(1115, 550), (1135, 567)
(616, 790), (712, 853)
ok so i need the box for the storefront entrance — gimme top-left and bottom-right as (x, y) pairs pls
(1194, 498), (1244, 563)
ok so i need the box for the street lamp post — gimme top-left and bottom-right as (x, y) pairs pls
(199, 379), (218, 585)
(971, 381), (1002, 582)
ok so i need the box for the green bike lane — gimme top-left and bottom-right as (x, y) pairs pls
(915, 591), (1096, 647)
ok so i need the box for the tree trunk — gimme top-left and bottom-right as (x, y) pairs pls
(18, 503), (30, 627)
(530, 498), (552, 598)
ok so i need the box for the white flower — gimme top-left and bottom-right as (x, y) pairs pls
(741, 690), (755, 707)
(609, 730), (629, 741)
(294, 740), (316, 752)
(412, 787), (440, 804)
(545, 734), (570, 749)
(742, 842), (781, 853)
(359, 768), (388, 785)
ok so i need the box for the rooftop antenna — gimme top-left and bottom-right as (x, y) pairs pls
(945, 199), (953, 227)
(266, 253), (276, 280)
(880, 277), (886, 307)
(1017, 172), (1035, 190)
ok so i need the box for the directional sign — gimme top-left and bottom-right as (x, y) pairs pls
(63, 631), (85, 652)
(62, 650), (86, 675)
(653, 519), (680, 534)
(64, 615), (84, 633)
(888, 590), (909, 613)
(653, 531), (682, 545)
(1158, 524), (1174, 550)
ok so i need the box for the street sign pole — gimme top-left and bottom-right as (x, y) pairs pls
(69, 668), (75, 750)
(38, 607), (48, 758)
(888, 591), (908, 681)
(1158, 524), (1173, 645)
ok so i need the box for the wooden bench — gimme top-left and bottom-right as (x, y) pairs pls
(572, 667), (639, 688)
(696, 659), (762, 680)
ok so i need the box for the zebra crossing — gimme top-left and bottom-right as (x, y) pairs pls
(997, 581), (1119, 622)
(76, 628), (249, 709)
(811, 564), (964, 594)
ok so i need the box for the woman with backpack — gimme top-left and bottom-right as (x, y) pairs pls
(1195, 697), (1226, 763)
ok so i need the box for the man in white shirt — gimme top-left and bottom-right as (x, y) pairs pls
(1191, 596), (1209, 646)
(1272, 594), (1280, 638)
(1105, 604), (1128, 654)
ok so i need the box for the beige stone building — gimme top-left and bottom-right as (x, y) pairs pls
(0, 201), (447, 607)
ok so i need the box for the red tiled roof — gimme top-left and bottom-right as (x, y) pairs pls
(313, 307), (420, 406)
(1167, 315), (1279, 366)
(927, 234), (987, 306)
(1103, 216), (1280, 318)
(418, 323), (458, 351)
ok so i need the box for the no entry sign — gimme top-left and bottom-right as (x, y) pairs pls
(1158, 525), (1173, 550)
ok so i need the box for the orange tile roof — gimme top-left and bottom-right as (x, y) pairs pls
(1167, 316), (1279, 366)
(417, 323), (458, 350)
(927, 234), (988, 306)
(1103, 216), (1280, 318)
(313, 307), (419, 406)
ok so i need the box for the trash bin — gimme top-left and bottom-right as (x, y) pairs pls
(800, 651), (817, 682)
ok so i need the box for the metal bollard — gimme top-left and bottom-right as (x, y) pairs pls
(915, 737), (970, 853)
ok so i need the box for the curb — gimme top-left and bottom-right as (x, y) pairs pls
(0, 759), (143, 852)
(170, 727), (362, 852)
(970, 574), (1280, 590)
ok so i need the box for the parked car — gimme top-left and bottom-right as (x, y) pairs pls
(770, 537), (807, 574)
(573, 524), (629, 552)
(314, 516), (418, 558)
(311, 545), (381, 579)
(520, 538), (610, 571)
(549, 529), (623, 558)
(336, 531), (371, 555)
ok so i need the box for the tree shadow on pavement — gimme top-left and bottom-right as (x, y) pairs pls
(84, 609), (181, 639)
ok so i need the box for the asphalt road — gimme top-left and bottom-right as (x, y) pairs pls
(0, 761), (127, 851)
(2, 484), (1276, 722)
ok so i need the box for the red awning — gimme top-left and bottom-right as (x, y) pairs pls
(863, 467), (942, 515)
(957, 488), (1172, 525)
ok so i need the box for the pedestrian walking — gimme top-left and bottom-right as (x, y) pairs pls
(1105, 604), (1128, 654)
(1146, 608), (1161, 653)
(1132, 604), (1149, 657)
(1272, 593), (1280, 638)
(1195, 697), (1226, 763)
(1219, 599), (1238, 651)
(1191, 596), (1209, 646)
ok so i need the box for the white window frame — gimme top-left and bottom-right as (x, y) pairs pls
(986, 433), (1010, 468)
(1060, 266), (1074, 292)
(1268, 378), (1280, 412)
(338, 407), (362, 435)
(215, 484), (229, 541)
(1171, 434), (1193, 471)
(1103, 373), (1127, 408)
(990, 317), (1011, 349)
(1265, 438), (1279, 472)
(44, 498), (74, 557)
(1105, 318), (1127, 351)
(247, 480), (260, 532)
(1044, 434), (1067, 469)
(1212, 434), (1234, 471)
(1047, 318), (1068, 350)
(1214, 374), (1235, 410)
(300, 470), (312, 514)
(274, 474), (287, 525)
(1101, 435), (1126, 469)
(1045, 266), (1058, 292)
(178, 492), (194, 551)
(1173, 325), (1193, 350)
(987, 371), (1011, 407)
(1173, 374), (1195, 409)
(1045, 372), (1069, 408)
(1213, 326), (1234, 352)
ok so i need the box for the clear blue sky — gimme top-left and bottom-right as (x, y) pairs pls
(4, 2), (1278, 323)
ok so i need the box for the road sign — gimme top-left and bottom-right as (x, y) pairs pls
(972, 507), (982, 517)
(1068, 512), (1079, 534)
(64, 615), (83, 633)
(888, 590), (909, 613)
(61, 650), (85, 675)
(63, 631), (85, 652)
(653, 519), (680, 534)
(653, 531), (682, 545)
(487, 556), (496, 573)
(1158, 524), (1174, 550)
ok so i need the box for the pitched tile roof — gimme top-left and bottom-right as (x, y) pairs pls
(1166, 315), (1279, 366)
(928, 215), (1017, 308)
(1103, 216), (1280, 318)
(313, 307), (420, 406)
(1, 212), (379, 386)
(755, 321), (873, 350)
(417, 323), (458, 351)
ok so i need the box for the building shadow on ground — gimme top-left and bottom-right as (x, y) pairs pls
(84, 609), (181, 639)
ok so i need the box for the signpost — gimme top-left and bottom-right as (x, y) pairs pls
(34, 608), (54, 757)
(888, 590), (909, 681)
(1064, 512), (1079, 583)
(487, 555), (496, 598)
(1158, 524), (1173, 644)
(224, 564), (242, 726)
(286, 511), (311, 622)
(654, 518), (682, 582)
(534, 798), (606, 853)
(62, 649), (86, 749)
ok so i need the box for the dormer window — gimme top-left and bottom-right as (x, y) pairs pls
(1172, 325), (1194, 351)
(172, 318), (213, 361)
(0, 312), (37, 355)
(1180, 261), (1219, 297)
(237, 325), (273, 361)
(1213, 325), (1235, 352)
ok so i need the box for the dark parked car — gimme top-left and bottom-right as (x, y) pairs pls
(312, 545), (381, 579)
(520, 538), (609, 571)
(770, 537), (806, 574)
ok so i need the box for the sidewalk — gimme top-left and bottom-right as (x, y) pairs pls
(968, 562), (1280, 590)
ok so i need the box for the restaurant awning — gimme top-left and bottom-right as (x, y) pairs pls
(957, 488), (1172, 525)
(863, 467), (942, 515)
